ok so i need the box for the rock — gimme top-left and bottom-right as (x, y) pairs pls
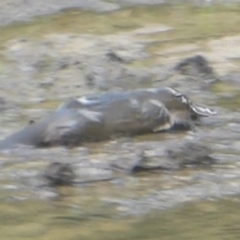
(110, 139), (216, 174)
(43, 162), (75, 186)
(165, 55), (219, 94)
(110, 150), (148, 174)
(134, 140), (216, 171)
(106, 51), (125, 63)
(43, 160), (114, 187)
(0, 97), (7, 111)
(165, 140), (216, 167)
(29, 120), (35, 125)
(41, 139), (216, 188)
(111, 150), (180, 173)
(173, 55), (217, 82)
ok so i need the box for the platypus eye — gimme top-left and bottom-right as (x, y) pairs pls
(173, 93), (191, 105)
(166, 87), (192, 106)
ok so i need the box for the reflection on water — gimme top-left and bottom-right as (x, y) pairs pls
(1, 197), (240, 239)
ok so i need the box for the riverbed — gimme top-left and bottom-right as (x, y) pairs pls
(1, 2), (240, 239)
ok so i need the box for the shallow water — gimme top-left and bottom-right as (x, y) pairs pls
(0, 3), (240, 240)
(2, 197), (240, 240)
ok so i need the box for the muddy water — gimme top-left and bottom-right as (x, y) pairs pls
(1, 3), (240, 240)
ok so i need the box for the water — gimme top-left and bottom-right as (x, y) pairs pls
(0, 3), (240, 239)
(1, 197), (240, 239)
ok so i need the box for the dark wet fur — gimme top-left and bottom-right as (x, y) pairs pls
(0, 87), (216, 150)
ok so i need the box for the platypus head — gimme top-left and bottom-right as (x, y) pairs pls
(156, 87), (217, 129)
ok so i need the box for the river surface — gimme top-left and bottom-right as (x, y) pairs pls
(1, 3), (240, 239)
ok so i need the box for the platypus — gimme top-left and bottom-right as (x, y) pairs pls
(0, 87), (217, 150)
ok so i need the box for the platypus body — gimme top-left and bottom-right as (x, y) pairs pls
(0, 87), (217, 150)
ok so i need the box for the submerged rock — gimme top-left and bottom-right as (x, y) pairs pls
(110, 150), (147, 174)
(164, 140), (216, 167)
(43, 162), (75, 186)
(43, 160), (114, 187)
(111, 139), (216, 174)
(166, 55), (219, 93)
(42, 139), (216, 187)
(174, 55), (216, 80)
(141, 140), (215, 172)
